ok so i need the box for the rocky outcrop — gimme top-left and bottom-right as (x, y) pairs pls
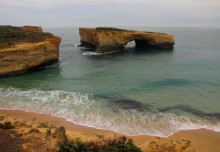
(79, 28), (175, 53)
(0, 26), (61, 76)
(146, 139), (194, 152)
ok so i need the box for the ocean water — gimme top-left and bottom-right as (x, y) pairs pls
(0, 27), (220, 137)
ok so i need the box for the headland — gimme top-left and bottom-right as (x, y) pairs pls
(0, 25), (61, 76)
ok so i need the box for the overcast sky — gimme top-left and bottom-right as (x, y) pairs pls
(0, 0), (220, 28)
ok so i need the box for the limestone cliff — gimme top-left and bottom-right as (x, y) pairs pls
(0, 26), (61, 76)
(79, 27), (175, 53)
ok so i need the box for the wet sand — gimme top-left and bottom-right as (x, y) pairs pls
(1, 109), (220, 152)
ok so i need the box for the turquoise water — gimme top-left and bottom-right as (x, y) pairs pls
(0, 27), (220, 137)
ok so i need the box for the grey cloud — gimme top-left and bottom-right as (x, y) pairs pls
(0, 0), (219, 27)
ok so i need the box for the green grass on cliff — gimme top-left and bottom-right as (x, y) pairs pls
(57, 127), (142, 152)
(96, 27), (130, 31)
(0, 25), (51, 49)
(95, 27), (168, 35)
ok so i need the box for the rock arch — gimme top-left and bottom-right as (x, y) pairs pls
(79, 28), (175, 53)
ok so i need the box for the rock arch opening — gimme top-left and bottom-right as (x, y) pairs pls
(124, 40), (136, 48)
(135, 39), (153, 48)
(124, 39), (152, 49)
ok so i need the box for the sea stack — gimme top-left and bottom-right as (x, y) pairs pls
(79, 27), (175, 53)
(0, 25), (61, 76)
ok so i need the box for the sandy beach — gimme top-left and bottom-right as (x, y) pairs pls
(1, 109), (220, 152)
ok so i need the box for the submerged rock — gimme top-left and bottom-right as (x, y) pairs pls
(0, 25), (61, 76)
(79, 27), (175, 53)
(109, 98), (152, 112)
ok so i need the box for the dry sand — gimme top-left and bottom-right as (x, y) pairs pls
(0, 109), (220, 152)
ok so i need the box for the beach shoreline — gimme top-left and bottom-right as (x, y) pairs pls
(1, 109), (220, 152)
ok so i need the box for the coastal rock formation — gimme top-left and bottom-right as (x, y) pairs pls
(0, 26), (61, 76)
(79, 27), (175, 53)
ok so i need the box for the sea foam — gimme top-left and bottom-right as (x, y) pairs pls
(82, 51), (121, 56)
(0, 87), (219, 137)
(82, 52), (103, 56)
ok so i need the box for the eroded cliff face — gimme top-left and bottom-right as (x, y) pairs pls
(79, 28), (175, 53)
(0, 26), (61, 76)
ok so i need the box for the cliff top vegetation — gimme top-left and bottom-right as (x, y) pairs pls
(0, 25), (53, 49)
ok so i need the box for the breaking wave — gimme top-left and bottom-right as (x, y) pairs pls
(73, 44), (79, 47)
(0, 87), (219, 137)
(82, 52), (103, 56)
(82, 51), (120, 56)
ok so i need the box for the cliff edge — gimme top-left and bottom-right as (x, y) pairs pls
(79, 27), (175, 53)
(0, 25), (61, 76)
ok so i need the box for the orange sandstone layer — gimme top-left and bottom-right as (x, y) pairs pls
(79, 28), (175, 52)
(0, 26), (61, 76)
(0, 109), (219, 152)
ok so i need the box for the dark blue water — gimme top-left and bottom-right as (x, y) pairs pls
(0, 27), (220, 137)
